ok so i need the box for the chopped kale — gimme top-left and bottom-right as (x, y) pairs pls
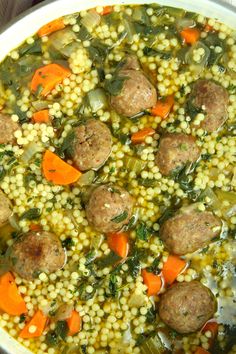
(104, 75), (128, 96)
(97, 251), (121, 268)
(136, 223), (151, 241)
(62, 237), (75, 250)
(20, 208), (41, 221)
(111, 210), (128, 223)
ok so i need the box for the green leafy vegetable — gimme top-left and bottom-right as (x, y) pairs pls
(77, 25), (92, 41)
(108, 273), (119, 298)
(97, 251), (121, 268)
(147, 257), (161, 275)
(55, 321), (69, 341)
(87, 39), (109, 64)
(143, 47), (171, 60)
(185, 100), (204, 120)
(20, 208), (41, 220)
(126, 248), (146, 278)
(136, 223), (151, 241)
(78, 282), (96, 301)
(111, 210), (128, 223)
(19, 39), (42, 56)
(104, 75), (128, 96)
(62, 237), (75, 250)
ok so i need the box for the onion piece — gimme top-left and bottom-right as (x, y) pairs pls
(9, 214), (21, 231)
(176, 18), (196, 30)
(48, 28), (77, 53)
(55, 304), (73, 321)
(87, 88), (108, 112)
(77, 170), (95, 187)
(185, 41), (210, 73)
(81, 11), (101, 30)
(20, 142), (42, 163)
(32, 100), (50, 111)
(123, 19), (135, 43)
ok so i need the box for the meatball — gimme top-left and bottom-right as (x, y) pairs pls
(86, 185), (134, 233)
(0, 191), (12, 227)
(160, 204), (222, 255)
(159, 281), (216, 333)
(110, 56), (157, 117)
(189, 79), (229, 132)
(0, 113), (20, 145)
(155, 133), (200, 176)
(71, 119), (112, 171)
(7, 231), (66, 280)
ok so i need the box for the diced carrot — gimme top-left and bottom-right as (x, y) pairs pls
(100, 6), (113, 15)
(180, 27), (200, 45)
(142, 269), (162, 296)
(32, 109), (50, 123)
(37, 18), (65, 37)
(66, 310), (81, 336)
(0, 272), (27, 316)
(202, 321), (218, 347)
(29, 224), (42, 232)
(194, 347), (210, 354)
(162, 255), (187, 285)
(131, 128), (156, 144)
(19, 310), (47, 339)
(42, 150), (82, 185)
(31, 63), (71, 97)
(151, 95), (175, 119)
(204, 24), (214, 32)
(107, 232), (129, 258)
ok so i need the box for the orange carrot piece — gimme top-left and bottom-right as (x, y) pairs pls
(31, 63), (71, 97)
(42, 150), (82, 185)
(151, 95), (175, 119)
(37, 18), (65, 37)
(67, 310), (81, 336)
(131, 127), (156, 144)
(194, 347), (210, 354)
(29, 224), (42, 232)
(204, 24), (214, 32)
(0, 272), (27, 316)
(32, 109), (50, 123)
(142, 269), (162, 296)
(162, 255), (187, 285)
(180, 27), (200, 45)
(19, 310), (47, 339)
(107, 232), (129, 258)
(202, 321), (218, 347)
(100, 6), (113, 15)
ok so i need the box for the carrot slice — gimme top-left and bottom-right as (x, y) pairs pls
(42, 150), (82, 185)
(29, 223), (42, 232)
(151, 95), (174, 118)
(162, 255), (187, 285)
(100, 6), (113, 15)
(107, 232), (129, 258)
(67, 310), (81, 336)
(37, 18), (65, 37)
(32, 109), (50, 123)
(131, 128), (156, 144)
(31, 63), (71, 97)
(0, 272), (27, 316)
(142, 269), (162, 296)
(202, 321), (218, 347)
(194, 347), (210, 354)
(180, 28), (200, 45)
(19, 310), (47, 339)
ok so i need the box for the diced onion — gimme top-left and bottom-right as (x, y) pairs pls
(176, 18), (196, 30)
(20, 142), (42, 163)
(81, 11), (101, 29)
(87, 88), (108, 112)
(77, 170), (95, 186)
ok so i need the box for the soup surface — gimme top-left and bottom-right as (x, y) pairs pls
(0, 3), (235, 354)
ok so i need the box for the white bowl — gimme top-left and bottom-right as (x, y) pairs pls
(0, 0), (235, 353)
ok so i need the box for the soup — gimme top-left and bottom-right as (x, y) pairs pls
(0, 3), (235, 354)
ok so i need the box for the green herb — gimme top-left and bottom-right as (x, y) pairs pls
(78, 282), (96, 301)
(20, 208), (41, 220)
(55, 320), (69, 341)
(0, 166), (6, 181)
(23, 173), (36, 187)
(111, 210), (128, 223)
(201, 153), (211, 161)
(85, 250), (97, 266)
(146, 306), (157, 323)
(87, 39), (109, 64)
(104, 75), (128, 96)
(80, 344), (87, 354)
(97, 251), (121, 268)
(143, 46), (171, 60)
(185, 100), (204, 120)
(109, 273), (119, 298)
(19, 39), (42, 56)
(58, 130), (76, 157)
(13, 105), (28, 123)
(19, 314), (26, 323)
(124, 215), (137, 231)
(126, 248), (146, 278)
(46, 331), (59, 346)
(137, 178), (157, 187)
(77, 25), (92, 41)
(147, 257), (161, 275)
(34, 84), (44, 97)
(62, 237), (74, 250)
(136, 223), (151, 241)
(228, 84), (236, 94)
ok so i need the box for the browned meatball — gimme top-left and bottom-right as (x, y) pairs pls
(0, 113), (20, 144)
(0, 190), (12, 227)
(71, 119), (112, 171)
(110, 56), (157, 117)
(160, 204), (222, 255)
(159, 281), (216, 334)
(189, 79), (229, 132)
(86, 185), (134, 233)
(155, 133), (200, 176)
(7, 231), (66, 280)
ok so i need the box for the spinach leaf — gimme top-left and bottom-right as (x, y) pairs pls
(111, 210), (128, 223)
(55, 321), (69, 341)
(143, 46), (171, 60)
(185, 99), (204, 120)
(136, 223), (151, 241)
(108, 273), (119, 298)
(97, 251), (121, 268)
(104, 75), (128, 96)
(46, 331), (59, 346)
(171, 162), (200, 200)
(13, 105), (28, 123)
(78, 282), (96, 301)
(77, 25), (93, 41)
(146, 257), (161, 275)
(19, 39), (42, 56)
(20, 208), (41, 220)
(62, 237), (75, 250)
(126, 247), (146, 278)
(58, 130), (76, 157)
(146, 306), (157, 323)
(87, 39), (109, 64)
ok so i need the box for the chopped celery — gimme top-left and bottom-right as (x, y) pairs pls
(81, 11), (101, 29)
(140, 333), (167, 354)
(215, 189), (236, 219)
(124, 156), (145, 174)
(77, 170), (95, 187)
(87, 88), (108, 112)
